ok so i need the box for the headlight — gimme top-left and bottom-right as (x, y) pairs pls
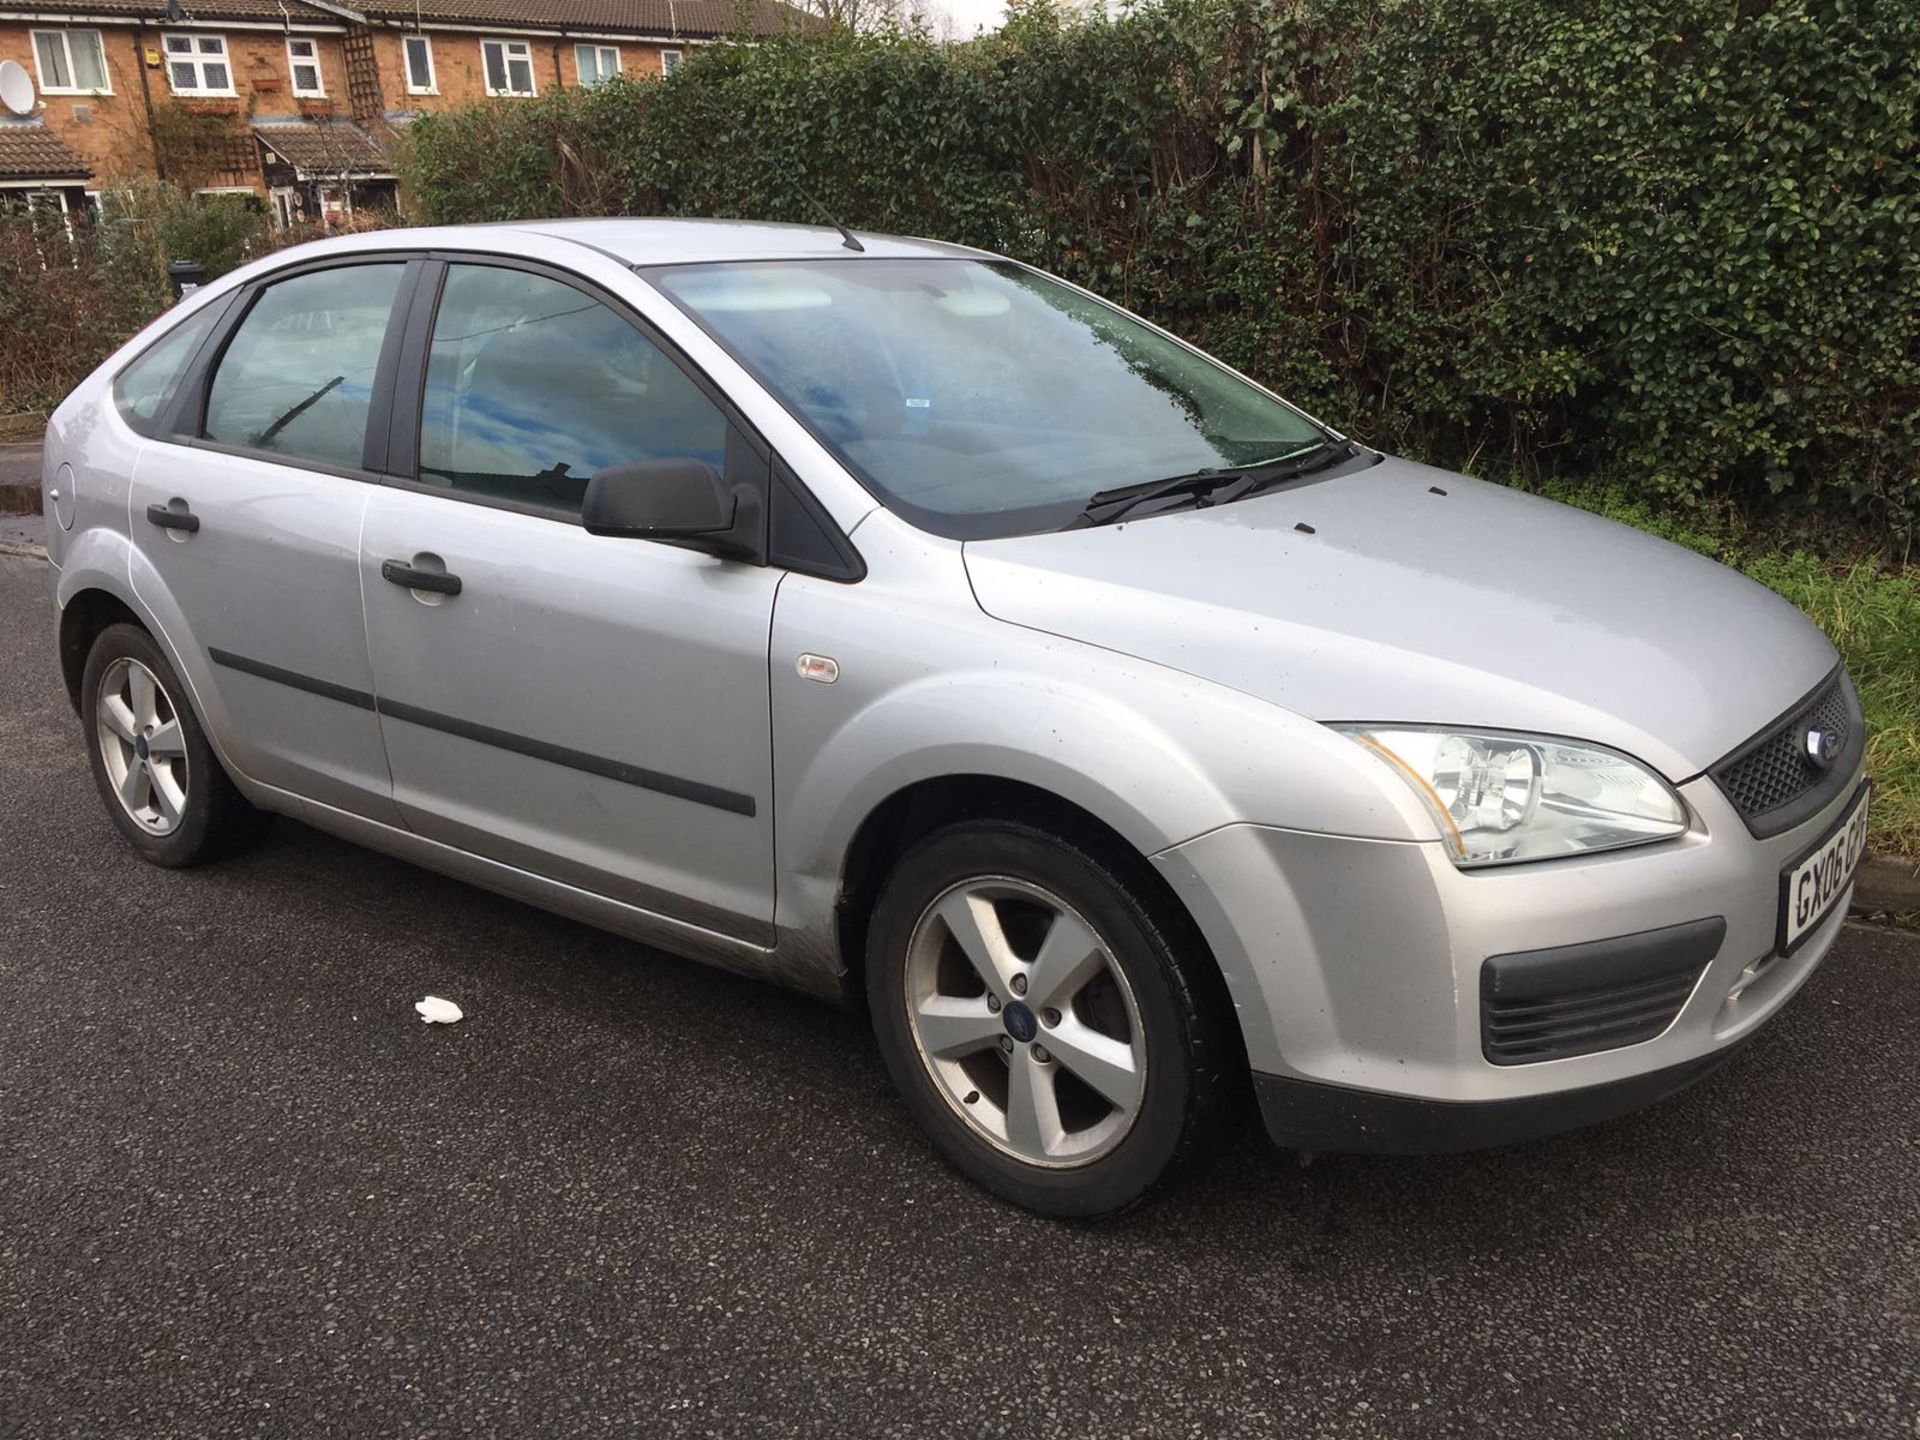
(1337, 727), (1688, 868)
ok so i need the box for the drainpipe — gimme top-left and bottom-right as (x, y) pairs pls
(132, 24), (161, 180)
(551, 36), (563, 90)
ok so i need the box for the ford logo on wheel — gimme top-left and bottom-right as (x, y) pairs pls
(1805, 728), (1839, 770)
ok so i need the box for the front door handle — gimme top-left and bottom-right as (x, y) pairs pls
(381, 559), (462, 596)
(146, 503), (200, 534)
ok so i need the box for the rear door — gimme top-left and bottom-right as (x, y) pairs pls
(128, 256), (420, 821)
(358, 257), (781, 942)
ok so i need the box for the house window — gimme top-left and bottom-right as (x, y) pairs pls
(286, 37), (325, 98)
(162, 33), (233, 96)
(480, 39), (536, 97)
(402, 34), (436, 94)
(575, 44), (620, 87)
(32, 29), (110, 94)
(660, 48), (683, 76)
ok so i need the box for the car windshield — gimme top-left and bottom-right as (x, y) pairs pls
(646, 258), (1330, 539)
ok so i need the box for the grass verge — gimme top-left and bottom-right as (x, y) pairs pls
(0, 414), (46, 445)
(1538, 481), (1920, 859)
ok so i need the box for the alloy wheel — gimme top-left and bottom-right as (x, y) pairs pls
(903, 876), (1147, 1168)
(95, 657), (189, 835)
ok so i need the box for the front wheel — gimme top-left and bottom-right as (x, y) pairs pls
(866, 818), (1244, 1218)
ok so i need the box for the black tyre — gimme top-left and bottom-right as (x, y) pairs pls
(866, 817), (1245, 1218)
(81, 623), (270, 867)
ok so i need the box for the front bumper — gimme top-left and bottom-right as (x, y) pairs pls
(1152, 761), (1864, 1152)
(1250, 1042), (1749, 1154)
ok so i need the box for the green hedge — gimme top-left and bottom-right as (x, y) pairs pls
(405, 0), (1920, 542)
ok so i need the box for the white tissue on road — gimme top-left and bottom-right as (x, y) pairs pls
(415, 996), (463, 1024)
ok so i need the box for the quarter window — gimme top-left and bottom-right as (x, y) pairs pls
(481, 39), (536, 97)
(402, 34), (436, 93)
(286, 37), (324, 97)
(114, 306), (222, 438)
(203, 265), (404, 470)
(575, 43), (620, 87)
(32, 29), (109, 94)
(416, 264), (727, 515)
(162, 33), (232, 95)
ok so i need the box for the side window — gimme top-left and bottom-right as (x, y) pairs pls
(203, 264), (404, 470)
(417, 264), (727, 516)
(114, 305), (221, 438)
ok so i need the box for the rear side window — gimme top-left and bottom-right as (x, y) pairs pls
(113, 306), (220, 438)
(416, 263), (727, 516)
(204, 264), (404, 470)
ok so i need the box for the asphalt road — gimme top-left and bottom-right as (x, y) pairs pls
(2, 551), (1916, 1439)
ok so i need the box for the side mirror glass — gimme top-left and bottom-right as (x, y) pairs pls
(581, 458), (735, 541)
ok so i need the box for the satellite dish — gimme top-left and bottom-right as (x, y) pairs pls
(0, 60), (34, 117)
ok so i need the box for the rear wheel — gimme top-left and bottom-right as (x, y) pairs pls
(81, 623), (270, 867)
(866, 818), (1243, 1218)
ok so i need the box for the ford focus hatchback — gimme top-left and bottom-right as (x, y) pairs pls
(42, 220), (1867, 1217)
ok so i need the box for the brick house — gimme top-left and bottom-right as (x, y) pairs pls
(0, 0), (809, 225)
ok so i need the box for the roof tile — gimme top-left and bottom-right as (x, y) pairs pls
(346, 0), (813, 39)
(1, 0), (348, 21)
(0, 121), (91, 181)
(2, 0), (815, 37)
(252, 119), (394, 175)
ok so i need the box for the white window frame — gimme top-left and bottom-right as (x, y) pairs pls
(31, 28), (112, 95)
(401, 33), (437, 95)
(480, 38), (537, 98)
(161, 32), (235, 97)
(575, 43), (620, 87)
(660, 48), (683, 77)
(285, 36), (326, 99)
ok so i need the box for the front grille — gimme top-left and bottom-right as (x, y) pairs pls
(1710, 670), (1862, 838)
(1480, 918), (1724, 1065)
(1483, 968), (1702, 1064)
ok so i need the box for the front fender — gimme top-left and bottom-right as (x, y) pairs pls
(786, 668), (1245, 882)
(766, 528), (1438, 991)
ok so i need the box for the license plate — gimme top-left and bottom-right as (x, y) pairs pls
(1778, 783), (1870, 955)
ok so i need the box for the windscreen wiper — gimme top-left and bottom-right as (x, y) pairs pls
(1070, 437), (1358, 528)
(1206, 436), (1363, 506)
(1069, 468), (1241, 528)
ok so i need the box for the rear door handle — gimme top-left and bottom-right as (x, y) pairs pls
(146, 503), (200, 534)
(381, 559), (462, 596)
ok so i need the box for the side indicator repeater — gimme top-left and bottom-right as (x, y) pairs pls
(796, 654), (840, 684)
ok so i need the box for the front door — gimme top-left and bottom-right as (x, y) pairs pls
(358, 260), (780, 941)
(128, 259), (412, 822)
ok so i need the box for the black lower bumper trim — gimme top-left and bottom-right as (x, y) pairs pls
(1252, 1041), (1751, 1155)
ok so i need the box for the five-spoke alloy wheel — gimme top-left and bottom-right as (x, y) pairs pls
(95, 655), (190, 835)
(868, 818), (1244, 1218)
(905, 877), (1147, 1167)
(81, 623), (269, 867)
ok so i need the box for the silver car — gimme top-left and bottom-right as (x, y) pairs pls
(42, 220), (1869, 1217)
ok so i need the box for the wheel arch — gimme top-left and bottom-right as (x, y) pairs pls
(832, 774), (1238, 1055)
(58, 586), (147, 716)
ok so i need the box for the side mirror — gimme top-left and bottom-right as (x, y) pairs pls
(582, 458), (735, 541)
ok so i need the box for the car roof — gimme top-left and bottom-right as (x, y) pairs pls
(513, 217), (994, 265)
(258, 217), (997, 268)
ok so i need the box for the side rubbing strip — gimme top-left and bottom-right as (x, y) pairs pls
(208, 647), (377, 711)
(376, 698), (756, 816)
(207, 648), (755, 817)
